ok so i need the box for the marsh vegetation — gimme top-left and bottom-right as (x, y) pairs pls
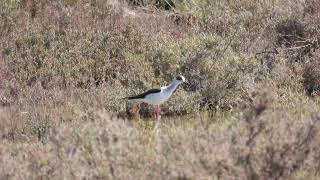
(1, 0), (320, 179)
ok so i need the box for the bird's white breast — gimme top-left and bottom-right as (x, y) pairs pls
(143, 91), (171, 105)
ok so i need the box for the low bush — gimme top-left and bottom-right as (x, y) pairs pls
(1, 0), (320, 178)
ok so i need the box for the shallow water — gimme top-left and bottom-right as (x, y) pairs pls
(136, 110), (237, 131)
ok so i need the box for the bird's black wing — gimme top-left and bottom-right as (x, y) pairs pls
(124, 89), (161, 100)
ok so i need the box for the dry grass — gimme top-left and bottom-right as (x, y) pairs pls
(1, 0), (320, 179)
(1, 93), (320, 179)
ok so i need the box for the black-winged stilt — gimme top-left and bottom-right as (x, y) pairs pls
(124, 75), (186, 120)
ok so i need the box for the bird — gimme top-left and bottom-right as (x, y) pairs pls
(123, 75), (187, 120)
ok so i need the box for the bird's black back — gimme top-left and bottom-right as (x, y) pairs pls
(125, 89), (161, 100)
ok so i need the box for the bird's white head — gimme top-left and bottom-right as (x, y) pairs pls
(174, 75), (186, 84)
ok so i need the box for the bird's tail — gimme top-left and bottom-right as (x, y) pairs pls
(122, 96), (136, 100)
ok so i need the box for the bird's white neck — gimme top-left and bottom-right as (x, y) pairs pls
(163, 80), (180, 94)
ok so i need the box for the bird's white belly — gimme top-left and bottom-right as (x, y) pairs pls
(143, 93), (169, 105)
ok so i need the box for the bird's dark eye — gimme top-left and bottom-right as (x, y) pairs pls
(176, 76), (182, 81)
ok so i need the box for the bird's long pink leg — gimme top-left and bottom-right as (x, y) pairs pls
(130, 103), (141, 121)
(153, 106), (157, 119)
(155, 105), (161, 121)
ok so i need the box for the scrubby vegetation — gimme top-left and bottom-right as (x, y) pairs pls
(1, 0), (320, 179)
